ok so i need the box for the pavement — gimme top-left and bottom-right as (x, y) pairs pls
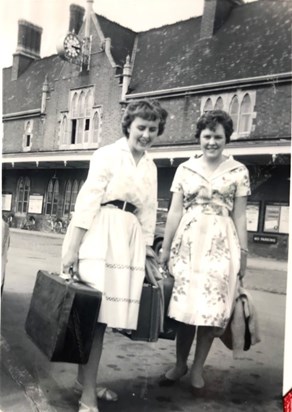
(0, 228), (289, 412)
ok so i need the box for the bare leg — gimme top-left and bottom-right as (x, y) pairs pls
(190, 326), (214, 388)
(79, 322), (106, 409)
(165, 322), (196, 380)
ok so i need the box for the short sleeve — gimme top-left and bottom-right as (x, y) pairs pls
(235, 166), (251, 197)
(170, 164), (184, 193)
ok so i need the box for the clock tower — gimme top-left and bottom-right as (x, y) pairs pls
(56, 0), (93, 71)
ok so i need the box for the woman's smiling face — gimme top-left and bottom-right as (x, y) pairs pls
(200, 123), (226, 161)
(127, 116), (160, 156)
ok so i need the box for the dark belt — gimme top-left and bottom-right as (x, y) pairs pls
(101, 200), (137, 214)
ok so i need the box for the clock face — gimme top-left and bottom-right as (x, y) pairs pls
(63, 33), (82, 60)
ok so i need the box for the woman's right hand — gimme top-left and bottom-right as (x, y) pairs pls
(159, 248), (171, 271)
(62, 249), (79, 278)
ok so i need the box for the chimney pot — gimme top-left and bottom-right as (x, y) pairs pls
(69, 4), (85, 34)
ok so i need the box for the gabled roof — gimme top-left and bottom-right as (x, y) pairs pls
(3, 54), (64, 115)
(96, 14), (136, 67)
(129, 0), (292, 94)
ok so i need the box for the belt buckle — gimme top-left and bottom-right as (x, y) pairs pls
(122, 201), (127, 211)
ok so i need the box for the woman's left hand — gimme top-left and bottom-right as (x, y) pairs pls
(146, 245), (155, 257)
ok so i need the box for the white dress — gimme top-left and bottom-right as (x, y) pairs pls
(62, 138), (157, 330)
(168, 156), (251, 329)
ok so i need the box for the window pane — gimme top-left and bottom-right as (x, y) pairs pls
(239, 94), (252, 133)
(214, 97), (223, 110)
(203, 98), (213, 112)
(76, 119), (83, 144)
(71, 119), (77, 144)
(72, 93), (78, 117)
(85, 90), (93, 117)
(64, 180), (72, 215)
(230, 96), (239, 131)
(78, 92), (85, 117)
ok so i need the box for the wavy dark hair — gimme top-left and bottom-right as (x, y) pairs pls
(195, 110), (234, 144)
(122, 99), (168, 137)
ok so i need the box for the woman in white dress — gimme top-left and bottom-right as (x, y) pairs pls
(159, 110), (250, 393)
(61, 99), (168, 412)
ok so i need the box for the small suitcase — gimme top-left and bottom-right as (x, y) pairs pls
(25, 270), (102, 364)
(130, 283), (161, 342)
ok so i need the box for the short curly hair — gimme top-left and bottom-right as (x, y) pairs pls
(122, 99), (168, 137)
(195, 110), (234, 144)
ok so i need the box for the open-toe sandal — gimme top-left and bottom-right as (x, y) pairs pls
(78, 401), (99, 412)
(74, 381), (118, 402)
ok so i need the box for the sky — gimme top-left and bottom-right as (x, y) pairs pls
(0, 0), (256, 69)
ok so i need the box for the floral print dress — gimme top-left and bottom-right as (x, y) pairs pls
(168, 156), (251, 329)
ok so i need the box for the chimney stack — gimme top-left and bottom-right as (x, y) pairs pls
(11, 20), (43, 80)
(69, 4), (85, 34)
(200, 0), (244, 40)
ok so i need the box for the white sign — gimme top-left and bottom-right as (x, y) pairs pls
(246, 203), (259, 232)
(2, 194), (12, 211)
(28, 195), (43, 214)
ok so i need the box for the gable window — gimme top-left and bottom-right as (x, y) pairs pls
(59, 87), (100, 149)
(23, 121), (33, 152)
(200, 91), (256, 140)
(16, 177), (30, 213)
(45, 179), (59, 216)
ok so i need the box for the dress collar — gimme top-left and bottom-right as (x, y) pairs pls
(184, 155), (243, 179)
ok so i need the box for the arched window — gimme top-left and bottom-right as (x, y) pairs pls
(17, 177), (30, 213)
(85, 90), (93, 118)
(92, 110), (101, 144)
(72, 93), (78, 118)
(239, 93), (252, 134)
(45, 179), (59, 216)
(229, 95), (239, 132)
(78, 91), (85, 117)
(214, 97), (223, 110)
(203, 98), (213, 112)
(63, 180), (72, 216)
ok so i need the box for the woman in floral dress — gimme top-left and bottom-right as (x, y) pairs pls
(62, 99), (168, 412)
(159, 110), (250, 393)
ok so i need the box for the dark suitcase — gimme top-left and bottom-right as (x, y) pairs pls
(25, 270), (102, 364)
(130, 283), (161, 342)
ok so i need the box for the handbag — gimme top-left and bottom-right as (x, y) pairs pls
(220, 277), (261, 358)
(25, 270), (102, 364)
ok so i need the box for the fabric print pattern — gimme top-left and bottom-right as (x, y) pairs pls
(168, 156), (250, 328)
